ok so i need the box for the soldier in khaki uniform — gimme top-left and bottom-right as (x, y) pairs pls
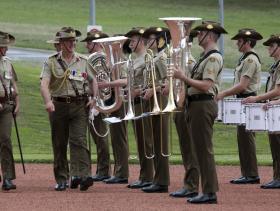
(125, 27), (155, 189)
(170, 21), (227, 204)
(81, 31), (111, 182)
(0, 31), (19, 191)
(139, 27), (170, 193)
(243, 34), (280, 189)
(84, 32), (129, 184)
(40, 27), (97, 191)
(217, 29), (263, 184)
(170, 30), (200, 198)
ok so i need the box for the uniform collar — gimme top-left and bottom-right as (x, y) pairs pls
(57, 51), (81, 64)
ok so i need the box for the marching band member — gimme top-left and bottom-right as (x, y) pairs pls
(169, 21), (227, 204)
(140, 27), (170, 193)
(243, 34), (280, 189)
(81, 30), (112, 182)
(169, 29), (200, 198)
(125, 27), (155, 189)
(216, 28), (263, 185)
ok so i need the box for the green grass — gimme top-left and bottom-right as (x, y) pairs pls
(1, 0), (276, 164)
(10, 61), (272, 165)
(0, 0), (279, 67)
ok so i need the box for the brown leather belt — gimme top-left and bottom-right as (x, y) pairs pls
(52, 96), (87, 103)
(188, 94), (214, 102)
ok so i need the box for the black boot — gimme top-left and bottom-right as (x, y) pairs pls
(2, 179), (16, 191)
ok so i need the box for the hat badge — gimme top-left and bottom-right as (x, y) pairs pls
(95, 34), (100, 38)
(69, 31), (75, 37)
(206, 24), (214, 30)
(139, 29), (145, 34)
(156, 27), (162, 32)
(245, 31), (251, 36)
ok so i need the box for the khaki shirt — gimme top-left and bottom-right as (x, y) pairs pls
(267, 60), (280, 100)
(132, 52), (146, 88)
(0, 56), (17, 97)
(41, 52), (95, 97)
(154, 50), (167, 85)
(233, 51), (261, 94)
(188, 50), (223, 96)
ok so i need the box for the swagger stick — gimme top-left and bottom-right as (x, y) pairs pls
(12, 112), (26, 174)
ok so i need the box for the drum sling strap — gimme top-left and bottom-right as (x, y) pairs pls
(188, 49), (223, 88)
(265, 60), (280, 92)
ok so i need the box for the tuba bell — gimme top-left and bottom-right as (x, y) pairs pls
(89, 36), (128, 114)
(159, 17), (201, 110)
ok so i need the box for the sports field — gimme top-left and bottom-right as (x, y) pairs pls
(0, 0), (278, 164)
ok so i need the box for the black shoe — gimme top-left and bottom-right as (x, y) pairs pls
(54, 182), (67, 191)
(187, 193), (217, 204)
(260, 180), (280, 189)
(80, 176), (94, 191)
(169, 187), (198, 198)
(70, 176), (81, 189)
(230, 176), (260, 184)
(103, 176), (128, 184)
(127, 180), (152, 189)
(2, 179), (16, 191)
(142, 184), (168, 193)
(91, 174), (110, 182)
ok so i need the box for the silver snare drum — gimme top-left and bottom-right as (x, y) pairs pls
(222, 98), (245, 125)
(245, 103), (268, 131)
(267, 104), (280, 133)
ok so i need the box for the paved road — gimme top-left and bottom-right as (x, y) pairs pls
(7, 47), (269, 83)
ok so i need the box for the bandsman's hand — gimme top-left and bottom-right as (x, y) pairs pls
(143, 88), (153, 100)
(242, 96), (257, 104)
(45, 101), (55, 113)
(0, 103), (3, 111)
(262, 102), (272, 111)
(215, 92), (225, 101)
(13, 104), (20, 116)
(98, 81), (109, 89)
(87, 97), (96, 109)
(167, 66), (184, 80)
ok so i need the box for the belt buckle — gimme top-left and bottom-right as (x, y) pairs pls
(66, 97), (71, 103)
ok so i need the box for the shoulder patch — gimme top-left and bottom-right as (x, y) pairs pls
(247, 58), (253, 63)
(209, 57), (216, 62)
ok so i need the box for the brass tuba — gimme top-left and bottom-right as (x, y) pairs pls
(159, 17), (201, 111)
(89, 36), (128, 114)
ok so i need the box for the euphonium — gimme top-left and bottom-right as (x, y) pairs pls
(159, 17), (201, 110)
(89, 36), (128, 114)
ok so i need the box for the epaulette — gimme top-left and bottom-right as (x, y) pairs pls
(76, 53), (88, 60)
(3, 56), (12, 61)
(48, 52), (60, 59)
